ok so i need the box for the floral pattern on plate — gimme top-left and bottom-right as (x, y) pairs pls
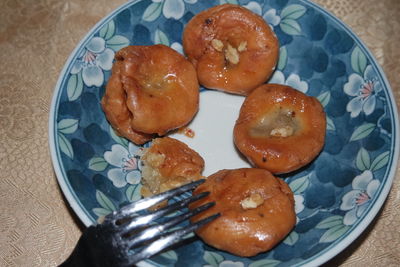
(50, 0), (398, 266)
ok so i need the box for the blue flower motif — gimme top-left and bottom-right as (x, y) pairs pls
(344, 65), (382, 118)
(156, 0), (197, 20)
(243, 1), (281, 26)
(269, 70), (309, 93)
(243, 1), (262, 15)
(103, 143), (143, 188)
(71, 36), (114, 87)
(246, 2), (303, 29)
(171, 42), (183, 54)
(340, 170), (380, 225)
(263, 8), (281, 26)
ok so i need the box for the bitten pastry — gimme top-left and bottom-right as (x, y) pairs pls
(233, 84), (326, 174)
(190, 168), (296, 257)
(140, 137), (205, 202)
(183, 4), (279, 95)
(101, 45), (200, 144)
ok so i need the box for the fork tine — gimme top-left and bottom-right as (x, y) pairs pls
(105, 179), (206, 222)
(119, 191), (210, 235)
(124, 202), (215, 249)
(127, 212), (220, 265)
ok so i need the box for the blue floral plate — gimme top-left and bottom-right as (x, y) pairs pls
(49, 0), (399, 266)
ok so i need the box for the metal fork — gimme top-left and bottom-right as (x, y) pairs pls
(59, 179), (218, 267)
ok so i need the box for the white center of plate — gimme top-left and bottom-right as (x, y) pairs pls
(170, 90), (251, 176)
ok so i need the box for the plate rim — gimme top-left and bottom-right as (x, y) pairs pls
(48, 0), (400, 266)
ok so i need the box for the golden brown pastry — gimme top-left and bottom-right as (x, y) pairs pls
(183, 4), (279, 95)
(234, 84), (326, 174)
(190, 168), (296, 257)
(101, 45), (200, 144)
(140, 137), (205, 202)
(101, 64), (155, 145)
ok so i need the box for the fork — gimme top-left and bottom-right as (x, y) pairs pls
(59, 179), (218, 267)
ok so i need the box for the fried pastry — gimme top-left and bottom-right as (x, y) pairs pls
(190, 168), (296, 257)
(102, 45), (199, 144)
(183, 4), (279, 95)
(140, 137), (205, 203)
(233, 84), (326, 173)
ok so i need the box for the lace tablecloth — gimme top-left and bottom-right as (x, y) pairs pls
(0, 0), (399, 266)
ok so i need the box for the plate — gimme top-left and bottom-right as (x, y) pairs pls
(49, 0), (399, 266)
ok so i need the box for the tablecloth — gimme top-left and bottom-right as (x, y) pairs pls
(0, 0), (399, 266)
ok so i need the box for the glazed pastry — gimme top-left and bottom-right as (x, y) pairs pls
(102, 45), (200, 144)
(183, 4), (279, 95)
(190, 168), (296, 257)
(140, 137), (205, 203)
(101, 63), (155, 144)
(233, 84), (326, 173)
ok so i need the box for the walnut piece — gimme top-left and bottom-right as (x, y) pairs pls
(211, 39), (224, 52)
(225, 44), (240, 65)
(237, 41), (247, 52)
(240, 193), (264, 209)
(270, 125), (294, 137)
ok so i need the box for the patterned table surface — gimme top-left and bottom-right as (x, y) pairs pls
(0, 0), (399, 266)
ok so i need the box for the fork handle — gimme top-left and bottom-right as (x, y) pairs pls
(59, 231), (97, 267)
(59, 225), (131, 267)
(59, 226), (118, 267)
